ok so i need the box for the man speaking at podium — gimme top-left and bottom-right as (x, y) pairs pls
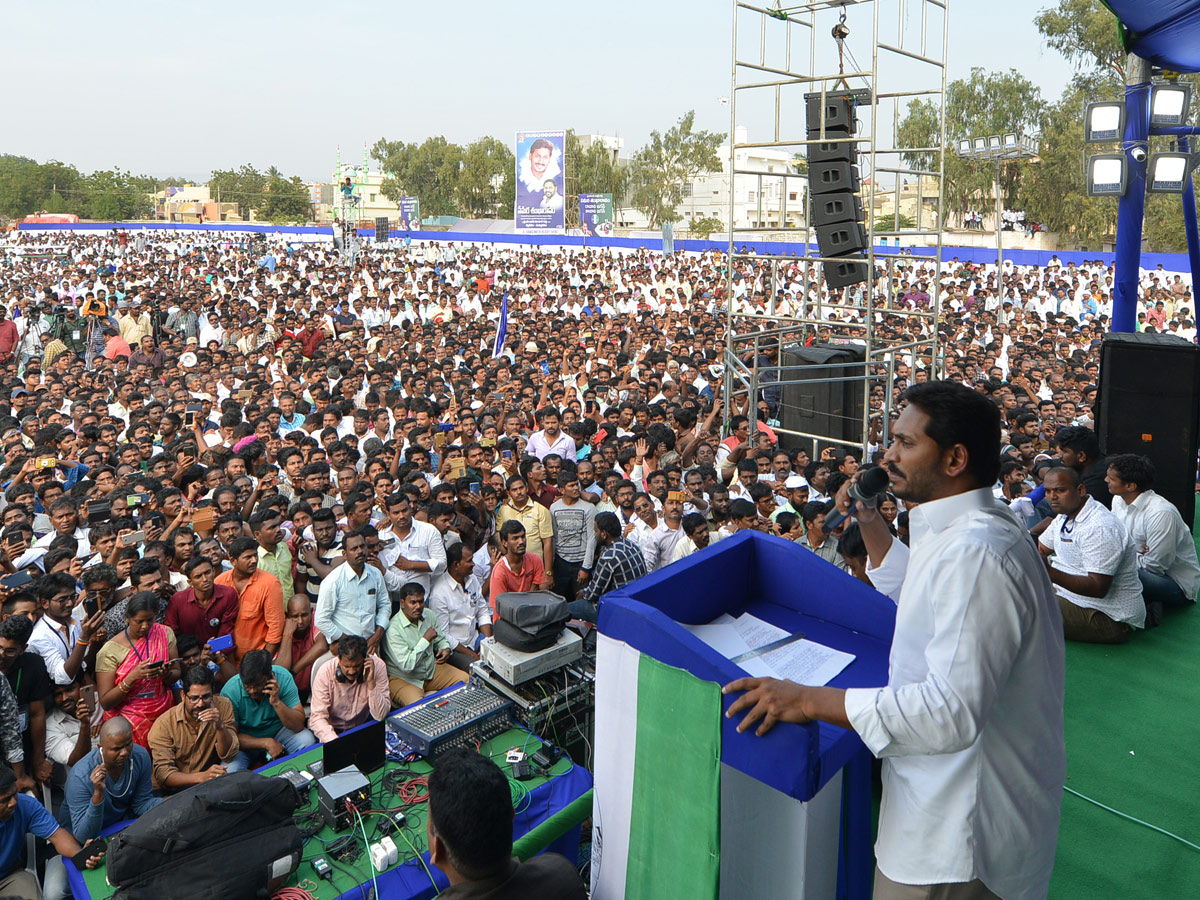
(725, 382), (1065, 900)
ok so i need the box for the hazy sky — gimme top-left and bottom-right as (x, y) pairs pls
(3, 0), (1079, 182)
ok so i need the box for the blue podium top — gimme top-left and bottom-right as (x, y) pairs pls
(600, 530), (895, 802)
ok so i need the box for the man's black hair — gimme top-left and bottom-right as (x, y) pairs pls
(902, 381), (1003, 487)
(428, 747), (514, 880)
(239, 649), (274, 684)
(1105, 453), (1155, 491)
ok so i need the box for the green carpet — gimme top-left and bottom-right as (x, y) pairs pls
(1047, 512), (1200, 899)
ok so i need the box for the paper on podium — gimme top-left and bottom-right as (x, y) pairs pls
(683, 612), (855, 687)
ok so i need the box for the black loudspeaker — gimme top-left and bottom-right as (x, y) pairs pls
(805, 95), (857, 135)
(778, 343), (866, 456)
(812, 192), (863, 227)
(374, 217), (389, 242)
(808, 140), (854, 165)
(823, 259), (869, 289)
(816, 221), (868, 258)
(809, 161), (860, 195)
(1096, 332), (1200, 523)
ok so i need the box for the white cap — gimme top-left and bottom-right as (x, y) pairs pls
(784, 475), (809, 490)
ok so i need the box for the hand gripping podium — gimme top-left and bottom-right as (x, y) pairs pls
(591, 530), (894, 900)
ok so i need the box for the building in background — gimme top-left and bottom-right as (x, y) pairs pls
(677, 126), (808, 234)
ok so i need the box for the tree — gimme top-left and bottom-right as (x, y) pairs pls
(874, 212), (916, 233)
(208, 165), (267, 220)
(1034, 0), (1126, 85)
(689, 215), (724, 239)
(372, 137), (463, 217)
(456, 137), (513, 218)
(259, 175), (312, 223)
(896, 69), (1046, 224)
(628, 110), (723, 227)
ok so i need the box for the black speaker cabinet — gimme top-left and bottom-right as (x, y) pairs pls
(805, 94), (858, 135)
(823, 257), (869, 290)
(812, 192), (863, 227)
(778, 343), (866, 457)
(1096, 331), (1200, 523)
(816, 222), (868, 258)
(809, 161), (860, 196)
(374, 217), (389, 242)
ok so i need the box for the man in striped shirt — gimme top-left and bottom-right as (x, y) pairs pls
(573, 513), (647, 623)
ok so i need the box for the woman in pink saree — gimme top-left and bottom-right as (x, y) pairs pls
(96, 592), (180, 748)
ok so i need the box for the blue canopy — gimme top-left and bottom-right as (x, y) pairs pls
(1105, 0), (1200, 72)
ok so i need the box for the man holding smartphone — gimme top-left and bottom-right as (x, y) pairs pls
(148, 666), (238, 792)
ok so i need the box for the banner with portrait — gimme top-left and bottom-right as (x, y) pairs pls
(515, 130), (566, 233)
(579, 193), (615, 237)
(399, 196), (420, 231)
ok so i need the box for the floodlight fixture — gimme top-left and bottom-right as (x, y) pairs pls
(1003, 133), (1018, 148)
(1147, 152), (1193, 193)
(1085, 153), (1128, 196)
(1150, 83), (1191, 127)
(988, 135), (1002, 150)
(1085, 101), (1125, 143)
(973, 137), (986, 152)
(957, 138), (971, 155)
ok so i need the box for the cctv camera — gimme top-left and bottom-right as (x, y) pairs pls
(1130, 146), (1148, 163)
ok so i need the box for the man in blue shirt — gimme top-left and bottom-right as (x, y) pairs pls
(0, 764), (92, 899)
(63, 717), (160, 843)
(222, 650), (315, 772)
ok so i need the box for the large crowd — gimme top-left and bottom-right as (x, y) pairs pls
(0, 226), (1194, 899)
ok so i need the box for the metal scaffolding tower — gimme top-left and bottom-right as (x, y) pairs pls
(725, 0), (950, 456)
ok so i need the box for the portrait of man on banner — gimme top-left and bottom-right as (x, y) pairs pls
(515, 131), (566, 234)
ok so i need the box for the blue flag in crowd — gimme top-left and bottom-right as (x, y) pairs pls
(492, 290), (508, 358)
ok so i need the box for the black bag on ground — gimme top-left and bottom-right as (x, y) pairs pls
(493, 590), (570, 652)
(107, 770), (301, 900)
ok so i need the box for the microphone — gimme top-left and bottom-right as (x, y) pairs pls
(821, 466), (891, 533)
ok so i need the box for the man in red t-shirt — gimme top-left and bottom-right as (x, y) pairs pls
(0, 307), (18, 364)
(275, 594), (328, 698)
(488, 520), (548, 611)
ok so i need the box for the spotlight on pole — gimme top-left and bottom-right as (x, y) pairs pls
(1085, 101), (1126, 143)
(1086, 153), (1129, 196)
(1150, 83), (1192, 127)
(1147, 152), (1193, 193)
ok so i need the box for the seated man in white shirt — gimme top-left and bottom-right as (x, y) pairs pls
(429, 542), (493, 671)
(1040, 466), (1145, 643)
(1106, 453), (1200, 626)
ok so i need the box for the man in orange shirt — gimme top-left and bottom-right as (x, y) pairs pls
(487, 520), (548, 611)
(216, 536), (285, 663)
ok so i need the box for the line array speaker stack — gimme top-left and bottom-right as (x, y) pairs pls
(805, 90), (868, 290)
(1095, 331), (1200, 523)
(374, 217), (390, 243)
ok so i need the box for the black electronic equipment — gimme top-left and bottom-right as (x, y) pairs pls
(387, 684), (513, 762)
(778, 343), (867, 456)
(316, 766), (371, 831)
(323, 719), (386, 776)
(374, 217), (389, 242)
(276, 769), (314, 803)
(804, 87), (870, 288)
(1096, 331), (1200, 523)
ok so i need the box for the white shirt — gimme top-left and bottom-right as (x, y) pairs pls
(29, 615), (82, 685)
(845, 488), (1065, 899)
(428, 573), (491, 651)
(1111, 490), (1200, 601)
(525, 429), (577, 462)
(1040, 496), (1146, 628)
(378, 520), (447, 596)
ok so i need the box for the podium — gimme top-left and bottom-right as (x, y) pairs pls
(592, 530), (895, 900)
